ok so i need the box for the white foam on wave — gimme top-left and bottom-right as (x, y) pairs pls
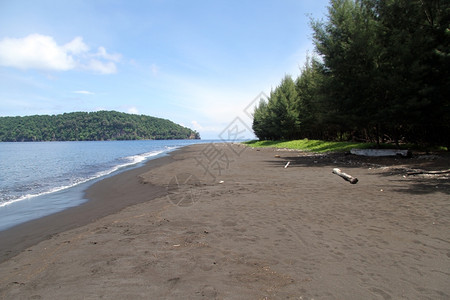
(0, 148), (173, 208)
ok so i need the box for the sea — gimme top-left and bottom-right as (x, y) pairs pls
(0, 140), (215, 231)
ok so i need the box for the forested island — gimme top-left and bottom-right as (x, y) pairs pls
(253, 0), (449, 149)
(0, 111), (200, 141)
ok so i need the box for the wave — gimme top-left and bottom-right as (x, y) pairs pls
(0, 148), (174, 208)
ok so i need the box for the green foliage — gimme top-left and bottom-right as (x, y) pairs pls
(252, 99), (272, 140)
(253, 75), (300, 140)
(312, 0), (382, 132)
(0, 111), (200, 142)
(295, 56), (325, 138)
(373, 0), (450, 146)
(252, 0), (450, 149)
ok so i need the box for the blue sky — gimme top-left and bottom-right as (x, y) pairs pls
(0, 0), (329, 139)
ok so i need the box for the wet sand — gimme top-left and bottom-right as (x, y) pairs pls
(0, 143), (449, 299)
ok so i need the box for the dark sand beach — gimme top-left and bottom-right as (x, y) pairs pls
(0, 143), (449, 299)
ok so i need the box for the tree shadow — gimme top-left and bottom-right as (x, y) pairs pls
(263, 152), (396, 169)
(391, 180), (450, 195)
(373, 170), (450, 196)
(262, 152), (450, 195)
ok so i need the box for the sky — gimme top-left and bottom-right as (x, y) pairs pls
(0, 0), (329, 139)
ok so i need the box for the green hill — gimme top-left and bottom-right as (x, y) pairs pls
(0, 111), (200, 141)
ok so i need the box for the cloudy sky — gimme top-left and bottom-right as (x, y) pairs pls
(0, 0), (329, 139)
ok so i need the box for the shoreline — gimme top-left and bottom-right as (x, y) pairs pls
(0, 147), (185, 263)
(1, 143), (449, 299)
(0, 140), (213, 232)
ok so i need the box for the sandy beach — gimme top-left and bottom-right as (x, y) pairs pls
(0, 143), (449, 299)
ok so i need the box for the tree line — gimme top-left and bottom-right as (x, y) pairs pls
(0, 111), (200, 141)
(253, 0), (449, 148)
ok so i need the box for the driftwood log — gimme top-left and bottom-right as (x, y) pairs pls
(350, 148), (410, 157)
(332, 168), (358, 184)
(407, 169), (450, 176)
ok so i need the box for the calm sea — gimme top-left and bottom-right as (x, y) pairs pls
(0, 140), (212, 231)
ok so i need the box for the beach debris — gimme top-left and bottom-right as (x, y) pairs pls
(284, 161), (291, 168)
(350, 148), (410, 157)
(332, 168), (358, 184)
(219, 180), (224, 184)
(275, 155), (281, 158)
(418, 155), (438, 160)
(406, 169), (450, 176)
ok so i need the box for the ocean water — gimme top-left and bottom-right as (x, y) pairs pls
(0, 140), (212, 231)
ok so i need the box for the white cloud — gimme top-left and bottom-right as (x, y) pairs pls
(73, 90), (94, 95)
(158, 74), (263, 139)
(190, 120), (225, 137)
(129, 58), (137, 66)
(191, 120), (203, 131)
(0, 34), (75, 71)
(127, 106), (139, 114)
(63, 36), (89, 55)
(84, 59), (117, 74)
(96, 46), (121, 62)
(150, 63), (159, 76)
(0, 34), (120, 74)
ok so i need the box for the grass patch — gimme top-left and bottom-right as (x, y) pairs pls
(243, 139), (448, 153)
(243, 139), (376, 153)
